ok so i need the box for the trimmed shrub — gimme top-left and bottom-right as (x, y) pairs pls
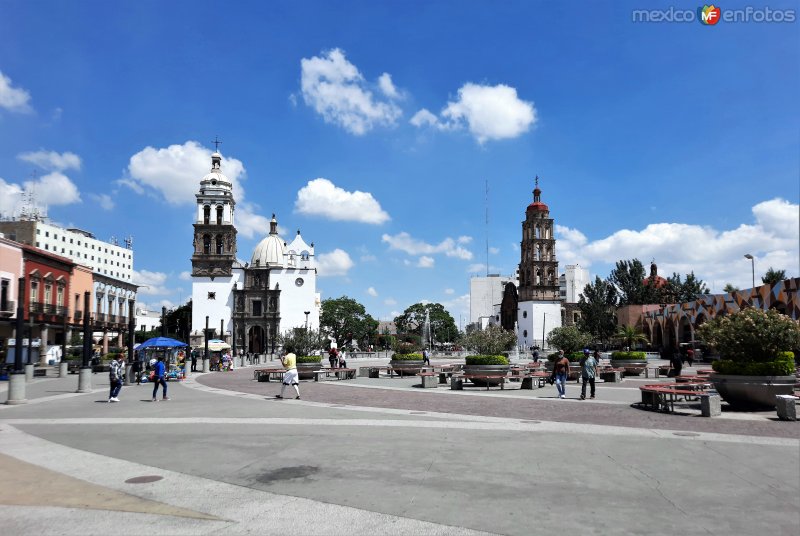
(465, 355), (509, 366)
(297, 355), (323, 364)
(610, 351), (647, 360)
(391, 353), (423, 361)
(394, 342), (419, 355)
(698, 308), (800, 363)
(547, 352), (583, 363)
(712, 351), (794, 376)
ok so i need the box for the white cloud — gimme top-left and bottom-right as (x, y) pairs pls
(384, 298), (397, 306)
(90, 193), (115, 211)
(444, 288), (455, 295)
(417, 256), (435, 268)
(0, 71), (32, 113)
(382, 232), (473, 260)
(367, 287), (378, 297)
(18, 150), (81, 171)
(121, 141), (269, 240)
(378, 73), (401, 99)
(179, 271), (192, 281)
(412, 83), (536, 144)
(0, 172), (82, 217)
(300, 48), (402, 135)
(457, 236), (473, 244)
(360, 254), (377, 262)
(489, 246), (499, 255)
(317, 249), (354, 277)
(410, 109), (440, 128)
(295, 178), (390, 224)
(132, 270), (171, 295)
(557, 197), (799, 290)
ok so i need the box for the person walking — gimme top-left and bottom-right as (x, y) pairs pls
(422, 348), (431, 366)
(151, 356), (169, 401)
(554, 350), (570, 399)
(580, 349), (597, 400)
(275, 352), (300, 399)
(108, 354), (124, 402)
(191, 350), (198, 372)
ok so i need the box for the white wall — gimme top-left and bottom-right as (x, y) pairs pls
(469, 275), (517, 323)
(36, 222), (134, 282)
(562, 265), (590, 303)
(191, 272), (241, 337)
(516, 301), (562, 350)
(271, 268), (319, 334)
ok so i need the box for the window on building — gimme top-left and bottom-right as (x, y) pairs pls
(523, 330), (528, 338)
(208, 292), (216, 300)
(36, 229), (40, 235)
(31, 280), (39, 302)
(252, 300), (262, 317)
(0, 279), (9, 312)
(216, 205), (223, 224)
(203, 205), (210, 225)
(215, 234), (223, 255)
(45, 231), (49, 237)
(203, 234), (211, 254)
(522, 311), (527, 318)
(44, 244), (49, 250)
(44, 283), (52, 304)
(36, 242), (39, 247)
(70, 238), (73, 244)
(57, 286), (64, 307)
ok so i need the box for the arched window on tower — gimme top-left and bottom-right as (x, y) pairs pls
(203, 234), (211, 254)
(287, 250), (296, 267)
(301, 251), (310, 262)
(535, 226), (541, 239)
(535, 245), (541, 261)
(203, 206), (210, 225)
(535, 269), (542, 285)
(215, 235), (224, 254)
(216, 205), (223, 224)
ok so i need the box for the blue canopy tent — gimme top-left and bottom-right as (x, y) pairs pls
(136, 337), (189, 380)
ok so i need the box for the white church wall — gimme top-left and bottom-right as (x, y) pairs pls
(271, 268), (319, 334)
(517, 301), (562, 351)
(191, 272), (242, 339)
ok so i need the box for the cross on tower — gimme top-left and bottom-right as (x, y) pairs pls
(212, 136), (222, 152)
(534, 175), (539, 187)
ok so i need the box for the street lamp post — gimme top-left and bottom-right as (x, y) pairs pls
(744, 254), (755, 289)
(77, 291), (92, 393)
(203, 315), (211, 373)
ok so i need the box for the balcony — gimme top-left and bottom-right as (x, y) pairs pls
(74, 310), (83, 322)
(44, 303), (56, 314)
(29, 301), (44, 314)
(0, 300), (14, 316)
(96, 313), (107, 323)
(56, 306), (70, 317)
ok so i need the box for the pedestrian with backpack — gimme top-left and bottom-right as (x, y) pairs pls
(108, 354), (124, 402)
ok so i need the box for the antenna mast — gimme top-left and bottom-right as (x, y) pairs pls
(485, 179), (489, 277)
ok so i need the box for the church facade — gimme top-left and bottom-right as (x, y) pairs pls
(190, 151), (320, 355)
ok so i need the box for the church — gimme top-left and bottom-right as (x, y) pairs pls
(189, 150), (320, 355)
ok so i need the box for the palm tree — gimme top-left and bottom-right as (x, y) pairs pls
(613, 325), (649, 350)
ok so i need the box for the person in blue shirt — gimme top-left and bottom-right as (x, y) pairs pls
(151, 356), (169, 402)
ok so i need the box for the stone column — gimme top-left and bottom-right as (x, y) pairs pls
(77, 367), (92, 393)
(6, 374), (27, 405)
(59, 361), (69, 377)
(39, 325), (50, 366)
(24, 363), (34, 382)
(202, 358), (210, 373)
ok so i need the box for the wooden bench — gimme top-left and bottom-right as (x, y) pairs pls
(638, 383), (717, 414)
(417, 371), (438, 388)
(451, 374), (508, 390)
(254, 368), (283, 382)
(313, 368), (356, 381)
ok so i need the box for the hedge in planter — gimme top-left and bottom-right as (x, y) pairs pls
(392, 353), (424, 361)
(465, 355), (509, 366)
(297, 355), (323, 364)
(610, 351), (647, 361)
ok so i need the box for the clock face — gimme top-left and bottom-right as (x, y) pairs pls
(295, 278), (304, 287)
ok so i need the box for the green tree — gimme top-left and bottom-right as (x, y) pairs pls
(578, 276), (618, 343)
(608, 259), (661, 305)
(666, 272), (709, 303)
(546, 325), (592, 355)
(393, 302), (458, 344)
(320, 296), (378, 349)
(461, 325), (517, 355)
(762, 267), (787, 285)
(612, 325), (649, 350)
(279, 328), (325, 357)
(722, 283), (739, 293)
(164, 301), (192, 342)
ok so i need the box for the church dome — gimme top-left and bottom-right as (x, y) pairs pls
(250, 214), (285, 267)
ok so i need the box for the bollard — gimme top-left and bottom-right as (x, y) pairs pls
(202, 359), (210, 373)
(700, 394), (721, 417)
(124, 363), (133, 386)
(59, 361), (69, 378)
(5, 373), (28, 405)
(776, 395), (797, 421)
(76, 367), (92, 393)
(24, 364), (34, 382)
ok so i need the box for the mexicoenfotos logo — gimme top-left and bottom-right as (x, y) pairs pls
(632, 5), (797, 23)
(699, 5), (721, 25)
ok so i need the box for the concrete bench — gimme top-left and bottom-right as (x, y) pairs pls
(33, 368), (48, 377)
(451, 374), (508, 391)
(417, 372), (438, 388)
(599, 370), (622, 383)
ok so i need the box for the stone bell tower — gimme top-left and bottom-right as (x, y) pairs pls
(518, 177), (559, 301)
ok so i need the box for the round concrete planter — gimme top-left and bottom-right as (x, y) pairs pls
(610, 360), (647, 375)
(297, 361), (322, 380)
(389, 360), (424, 376)
(710, 374), (795, 409)
(463, 364), (510, 386)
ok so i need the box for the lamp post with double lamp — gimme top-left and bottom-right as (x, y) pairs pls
(744, 254), (755, 289)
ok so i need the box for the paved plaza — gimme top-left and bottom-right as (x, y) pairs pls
(1, 358), (798, 535)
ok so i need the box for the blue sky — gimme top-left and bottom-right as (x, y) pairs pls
(1, 0), (798, 324)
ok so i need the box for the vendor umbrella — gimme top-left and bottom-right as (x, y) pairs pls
(137, 337), (189, 349)
(207, 339), (231, 351)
